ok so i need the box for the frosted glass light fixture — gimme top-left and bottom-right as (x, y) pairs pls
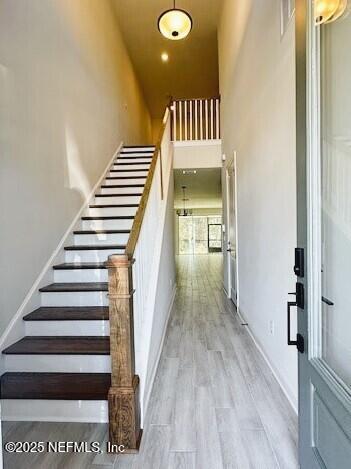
(158, 0), (193, 40)
(315, 0), (348, 25)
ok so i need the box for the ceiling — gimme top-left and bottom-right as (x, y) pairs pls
(113, 0), (222, 117)
(174, 168), (222, 209)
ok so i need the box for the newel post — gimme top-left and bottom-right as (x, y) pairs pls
(105, 254), (142, 451)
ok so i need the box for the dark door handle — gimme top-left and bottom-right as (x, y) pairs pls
(287, 301), (304, 353)
(322, 296), (334, 306)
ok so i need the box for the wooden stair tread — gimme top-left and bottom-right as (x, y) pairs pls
(0, 372), (111, 400)
(109, 169), (148, 173)
(2, 336), (110, 355)
(100, 184), (144, 188)
(39, 282), (108, 292)
(105, 176), (146, 180)
(64, 244), (126, 250)
(114, 162), (150, 166)
(23, 306), (109, 321)
(53, 262), (107, 270)
(95, 193), (142, 197)
(117, 156), (152, 159)
(123, 145), (154, 148)
(81, 215), (134, 220)
(89, 204), (138, 208)
(73, 229), (130, 235)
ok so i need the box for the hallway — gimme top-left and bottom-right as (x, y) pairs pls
(2, 254), (298, 469)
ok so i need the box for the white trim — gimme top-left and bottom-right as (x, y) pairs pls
(173, 139), (221, 147)
(0, 141), (123, 356)
(142, 285), (176, 420)
(236, 307), (298, 414)
(233, 151), (240, 311)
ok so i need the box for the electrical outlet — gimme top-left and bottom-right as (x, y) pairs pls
(269, 320), (275, 336)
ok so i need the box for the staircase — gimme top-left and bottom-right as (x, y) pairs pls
(0, 145), (155, 422)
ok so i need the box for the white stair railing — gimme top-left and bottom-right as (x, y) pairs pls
(172, 97), (220, 142)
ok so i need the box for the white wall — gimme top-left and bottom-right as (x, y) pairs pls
(218, 0), (298, 407)
(0, 0), (151, 335)
(173, 141), (222, 169)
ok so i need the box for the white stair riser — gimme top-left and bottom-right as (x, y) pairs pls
(65, 249), (124, 263)
(1, 400), (108, 423)
(100, 186), (144, 195)
(112, 164), (149, 171)
(94, 195), (141, 205)
(74, 232), (129, 246)
(5, 354), (111, 373)
(122, 147), (154, 152)
(116, 158), (152, 164)
(109, 170), (148, 178)
(41, 291), (108, 307)
(103, 178), (146, 186)
(81, 219), (134, 231)
(54, 268), (108, 283)
(25, 320), (109, 336)
(87, 206), (137, 217)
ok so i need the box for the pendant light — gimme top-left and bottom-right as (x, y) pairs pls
(158, 0), (193, 40)
(176, 186), (193, 216)
(315, 0), (348, 25)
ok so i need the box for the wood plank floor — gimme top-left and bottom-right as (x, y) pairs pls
(2, 254), (298, 469)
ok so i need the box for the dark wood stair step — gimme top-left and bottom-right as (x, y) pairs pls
(65, 244), (126, 251)
(39, 282), (107, 293)
(2, 336), (110, 355)
(100, 184), (144, 189)
(117, 156), (152, 159)
(73, 229), (130, 235)
(53, 262), (106, 270)
(114, 162), (150, 166)
(110, 170), (147, 174)
(105, 176), (146, 180)
(95, 193), (142, 197)
(0, 372), (111, 400)
(23, 306), (109, 321)
(89, 204), (138, 208)
(123, 145), (154, 148)
(81, 215), (134, 220)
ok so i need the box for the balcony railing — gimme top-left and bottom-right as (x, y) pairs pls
(171, 97), (220, 142)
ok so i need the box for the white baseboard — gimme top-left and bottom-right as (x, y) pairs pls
(235, 307), (298, 415)
(142, 284), (177, 420)
(0, 141), (123, 359)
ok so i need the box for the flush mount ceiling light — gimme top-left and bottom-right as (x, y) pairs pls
(315, 0), (348, 25)
(161, 52), (169, 62)
(158, 0), (193, 40)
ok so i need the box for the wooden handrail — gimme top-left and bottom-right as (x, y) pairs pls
(125, 103), (171, 258)
(172, 95), (221, 102)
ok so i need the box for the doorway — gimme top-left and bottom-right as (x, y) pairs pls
(178, 215), (223, 255)
(225, 154), (239, 307)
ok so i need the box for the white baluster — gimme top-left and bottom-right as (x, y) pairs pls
(173, 101), (177, 141)
(190, 100), (193, 140)
(185, 100), (188, 140)
(200, 100), (203, 140)
(195, 100), (198, 140)
(205, 99), (209, 140)
(216, 98), (220, 139)
(179, 100), (183, 141)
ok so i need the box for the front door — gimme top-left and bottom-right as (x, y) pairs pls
(295, 1), (351, 467)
